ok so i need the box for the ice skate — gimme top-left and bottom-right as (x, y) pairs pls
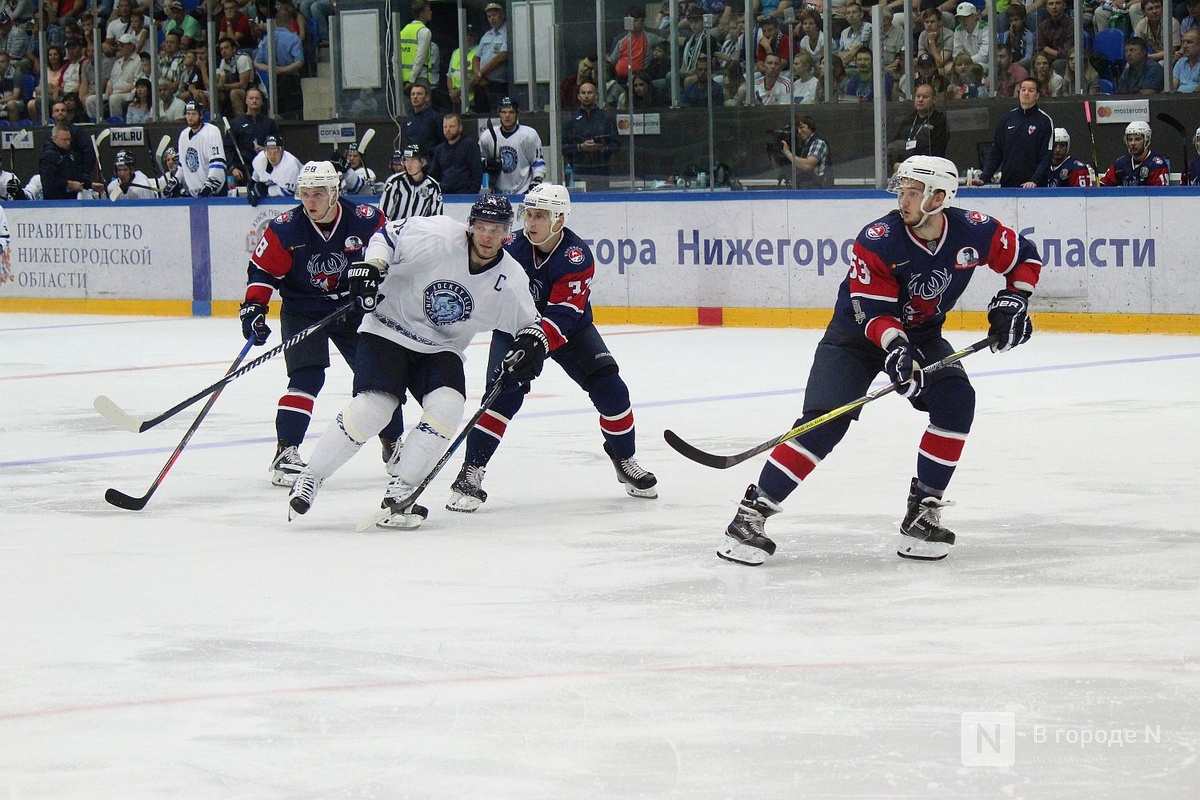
(287, 470), (323, 520)
(270, 443), (306, 487)
(898, 479), (956, 561)
(374, 477), (429, 530)
(381, 437), (403, 477)
(446, 463), (487, 512)
(718, 484), (781, 566)
(603, 442), (658, 499)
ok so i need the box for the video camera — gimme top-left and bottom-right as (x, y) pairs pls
(765, 127), (791, 164)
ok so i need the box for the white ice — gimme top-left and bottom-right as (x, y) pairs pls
(1, 314), (1198, 799)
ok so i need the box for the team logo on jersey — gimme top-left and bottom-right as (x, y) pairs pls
(529, 278), (545, 304)
(355, 204), (375, 218)
(424, 280), (474, 325)
(185, 148), (201, 173)
(307, 252), (347, 293)
(954, 246), (980, 270)
(1059, 168), (1068, 179)
(866, 222), (889, 240)
(344, 236), (364, 253)
(1140, 166), (1149, 178)
(499, 145), (518, 173)
(966, 210), (989, 224)
(903, 268), (951, 324)
(503, 233), (515, 245)
(566, 246), (585, 265)
(276, 211), (293, 224)
(1028, 125), (1037, 135)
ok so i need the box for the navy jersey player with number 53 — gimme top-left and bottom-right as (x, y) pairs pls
(719, 156), (1042, 567)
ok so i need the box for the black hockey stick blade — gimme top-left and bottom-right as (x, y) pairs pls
(105, 338), (255, 511)
(665, 335), (997, 469)
(94, 304), (352, 433)
(1156, 112), (1187, 136)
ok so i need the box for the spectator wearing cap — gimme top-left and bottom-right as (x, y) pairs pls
(902, 52), (946, 98)
(164, 1), (202, 50)
(447, 23), (479, 110)
(88, 31), (141, 119)
(216, 35), (254, 116)
(378, 143), (443, 221)
(400, 0), (434, 95)
(607, 6), (662, 87)
(471, 1), (509, 112)
(952, 2), (989, 66)
(429, 111), (482, 194)
(253, 6), (305, 119)
(402, 80), (445, 153)
(478, 96), (545, 194)
(227, 85), (281, 184)
(249, 134), (303, 197)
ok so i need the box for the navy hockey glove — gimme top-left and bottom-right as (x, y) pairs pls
(196, 177), (223, 197)
(987, 290), (1032, 353)
(884, 339), (924, 399)
(239, 301), (271, 345)
(347, 261), (383, 312)
(6, 176), (25, 200)
(502, 326), (549, 387)
(246, 180), (260, 207)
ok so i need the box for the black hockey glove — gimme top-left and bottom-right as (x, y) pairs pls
(239, 301), (271, 345)
(884, 338), (924, 399)
(196, 176), (223, 197)
(347, 261), (383, 312)
(246, 180), (260, 207)
(987, 289), (1032, 353)
(501, 326), (549, 388)
(6, 175), (25, 200)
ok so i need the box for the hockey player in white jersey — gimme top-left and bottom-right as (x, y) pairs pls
(286, 194), (556, 530)
(249, 134), (303, 197)
(479, 96), (546, 194)
(346, 144), (377, 194)
(106, 150), (159, 200)
(377, 143), (443, 221)
(176, 100), (229, 197)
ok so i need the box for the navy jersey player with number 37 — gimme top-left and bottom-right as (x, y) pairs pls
(719, 156), (1042, 567)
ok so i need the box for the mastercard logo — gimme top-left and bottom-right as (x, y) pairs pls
(1097, 106), (1113, 118)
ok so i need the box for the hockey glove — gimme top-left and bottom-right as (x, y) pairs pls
(987, 289), (1032, 353)
(6, 175), (25, 200)
(239, 301), (271, 345)
(347, 261), (384, 312)
(884, 339), (924, 399)
(246, 180), (260, 207)
(501, 326), (549, 388)
(196, 177), (223, 197)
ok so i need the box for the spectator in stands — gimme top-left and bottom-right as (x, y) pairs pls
(969, 77), (1054, 187)
(178, 46), (209, 110)
(0, 50), (19, 123)
(429, 111), (482, 194)
(778, 114), (830, 189)
(998, 3), (1035, 67)
(992, 40), (1028, 98)
(253, 7), (305, 119)
(402, 80), (445, 152)
(215, 35), (254, 116)
(562, 79), (619, 184)
(124, 76), (152, 122)
(298, 0), (334, 46)
(791, 51), (820, 103)
(618, 69), (666, 108)
(721, 58), (748, 105)
(26, 44), (65, 122)
(887, 81), (948, 170)
(844, 48), (892, 101)
(0, 11), (29, 67)
(1093, 0), (1134, 33)
(607, 5), (660, 86)
(227, 86), (280, 184)
(1183, 0), (1200, 38)
(102, 0), (137, 58)
(47, 0), (86, 40)
(1063, 51), (1103, 93)
(156, 84), (187, 119)
(877, 6), (907, 80)
(917, 8), (953, 75)
(952, 2), (989, 66)
(681, 53), (723, 106)
(711, 8), (746, 74)
(755, 0), (793, 24)
(88, 32), (140, 119)
(59, 91), (88, 126)
(1036, 0), (1073, 72)
(448, 24), (480, 110)
(559, 54), (595, 111)
(1172, 28), (1200, 90)
(1117, 36), (1165, 92)
(643, 38), (672, 83)
(399, 0), (434, 95)
(754, 14), (791, 73)
(1099, 121), (1170, 185)
(794, 9), (825, 74)
(754, 52), (791, 104)
(471, 1), (509, 112)
(837, 3), (871, 65)
(217, 0), (253, 49)
(1136, 0), (1179, 64)
(1030, 52), (1064, 96)
(158, 30), (186, 101)
(164, 1), (201, 50)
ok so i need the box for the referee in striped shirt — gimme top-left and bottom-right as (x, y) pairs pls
(378, 144), (444, 221)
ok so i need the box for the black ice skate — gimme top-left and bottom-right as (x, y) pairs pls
(718, 484), (782, 566)
(287, 470), (322, 520)
(271, 443), (306, 487)
(446, 464), (487, 513)
(898, 478), (956, 561)
(603, 442), (658, 499)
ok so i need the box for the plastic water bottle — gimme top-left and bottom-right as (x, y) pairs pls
(481, 171), (490, 191)
(226, 172), (237, 195)
(565, 162), (574, 188)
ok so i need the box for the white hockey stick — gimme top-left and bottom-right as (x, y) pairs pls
(357, 127), (375, 155)
(155, 135), (171, 169)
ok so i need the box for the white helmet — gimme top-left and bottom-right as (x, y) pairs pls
(1194, 126), (1200, 151)
(888, 155), (959, 211)
(295, 160), (341, 199)
(523, 182), (571, 224)
(1053, 127), (1070, 144)
(1124, 120), (1152, 145)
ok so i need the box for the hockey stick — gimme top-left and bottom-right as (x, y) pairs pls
(664, 335), (997, 470)
(95, 304), (353, 433)
(1156, 112), (1189, 186)
(358, 127), (375, 155)
(1083, 101), (1100, 179)
(105, 338), (256, 511)
(220, 115), (258, 206)
(355, 377), (509, 532)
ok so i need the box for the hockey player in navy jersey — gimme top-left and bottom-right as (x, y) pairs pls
(240, 160), (404, 486)
(719, 156), (1042, 566)
(1046, 128), (1092, 188)
(1099, 121), (1170, 187)
(1188, 127), (1200, 186)
(445, 184), (657, 513)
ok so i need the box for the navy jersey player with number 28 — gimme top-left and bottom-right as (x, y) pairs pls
(719, 156), (1042, 566)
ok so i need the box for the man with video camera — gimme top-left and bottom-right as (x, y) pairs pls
(773, 115), (831, 189)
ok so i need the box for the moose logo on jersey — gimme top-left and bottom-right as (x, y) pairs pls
(424, 280), (474, 325)
(903, 268), (952, 325)
(307, 252), (347, 293)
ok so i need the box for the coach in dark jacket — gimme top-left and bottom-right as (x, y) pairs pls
(40, 125), (94, 200)
(971, 77), (1055, 188)
(428, 111), (482, 194)
(562, 80), (619, 177)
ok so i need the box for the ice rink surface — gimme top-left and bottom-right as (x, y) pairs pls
(2, 313), (1198, 799)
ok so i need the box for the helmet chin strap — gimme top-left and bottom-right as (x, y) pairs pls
(525, 216), (564, 248)
(906, 190), (944, 231)
(307, 189), (340, 224)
